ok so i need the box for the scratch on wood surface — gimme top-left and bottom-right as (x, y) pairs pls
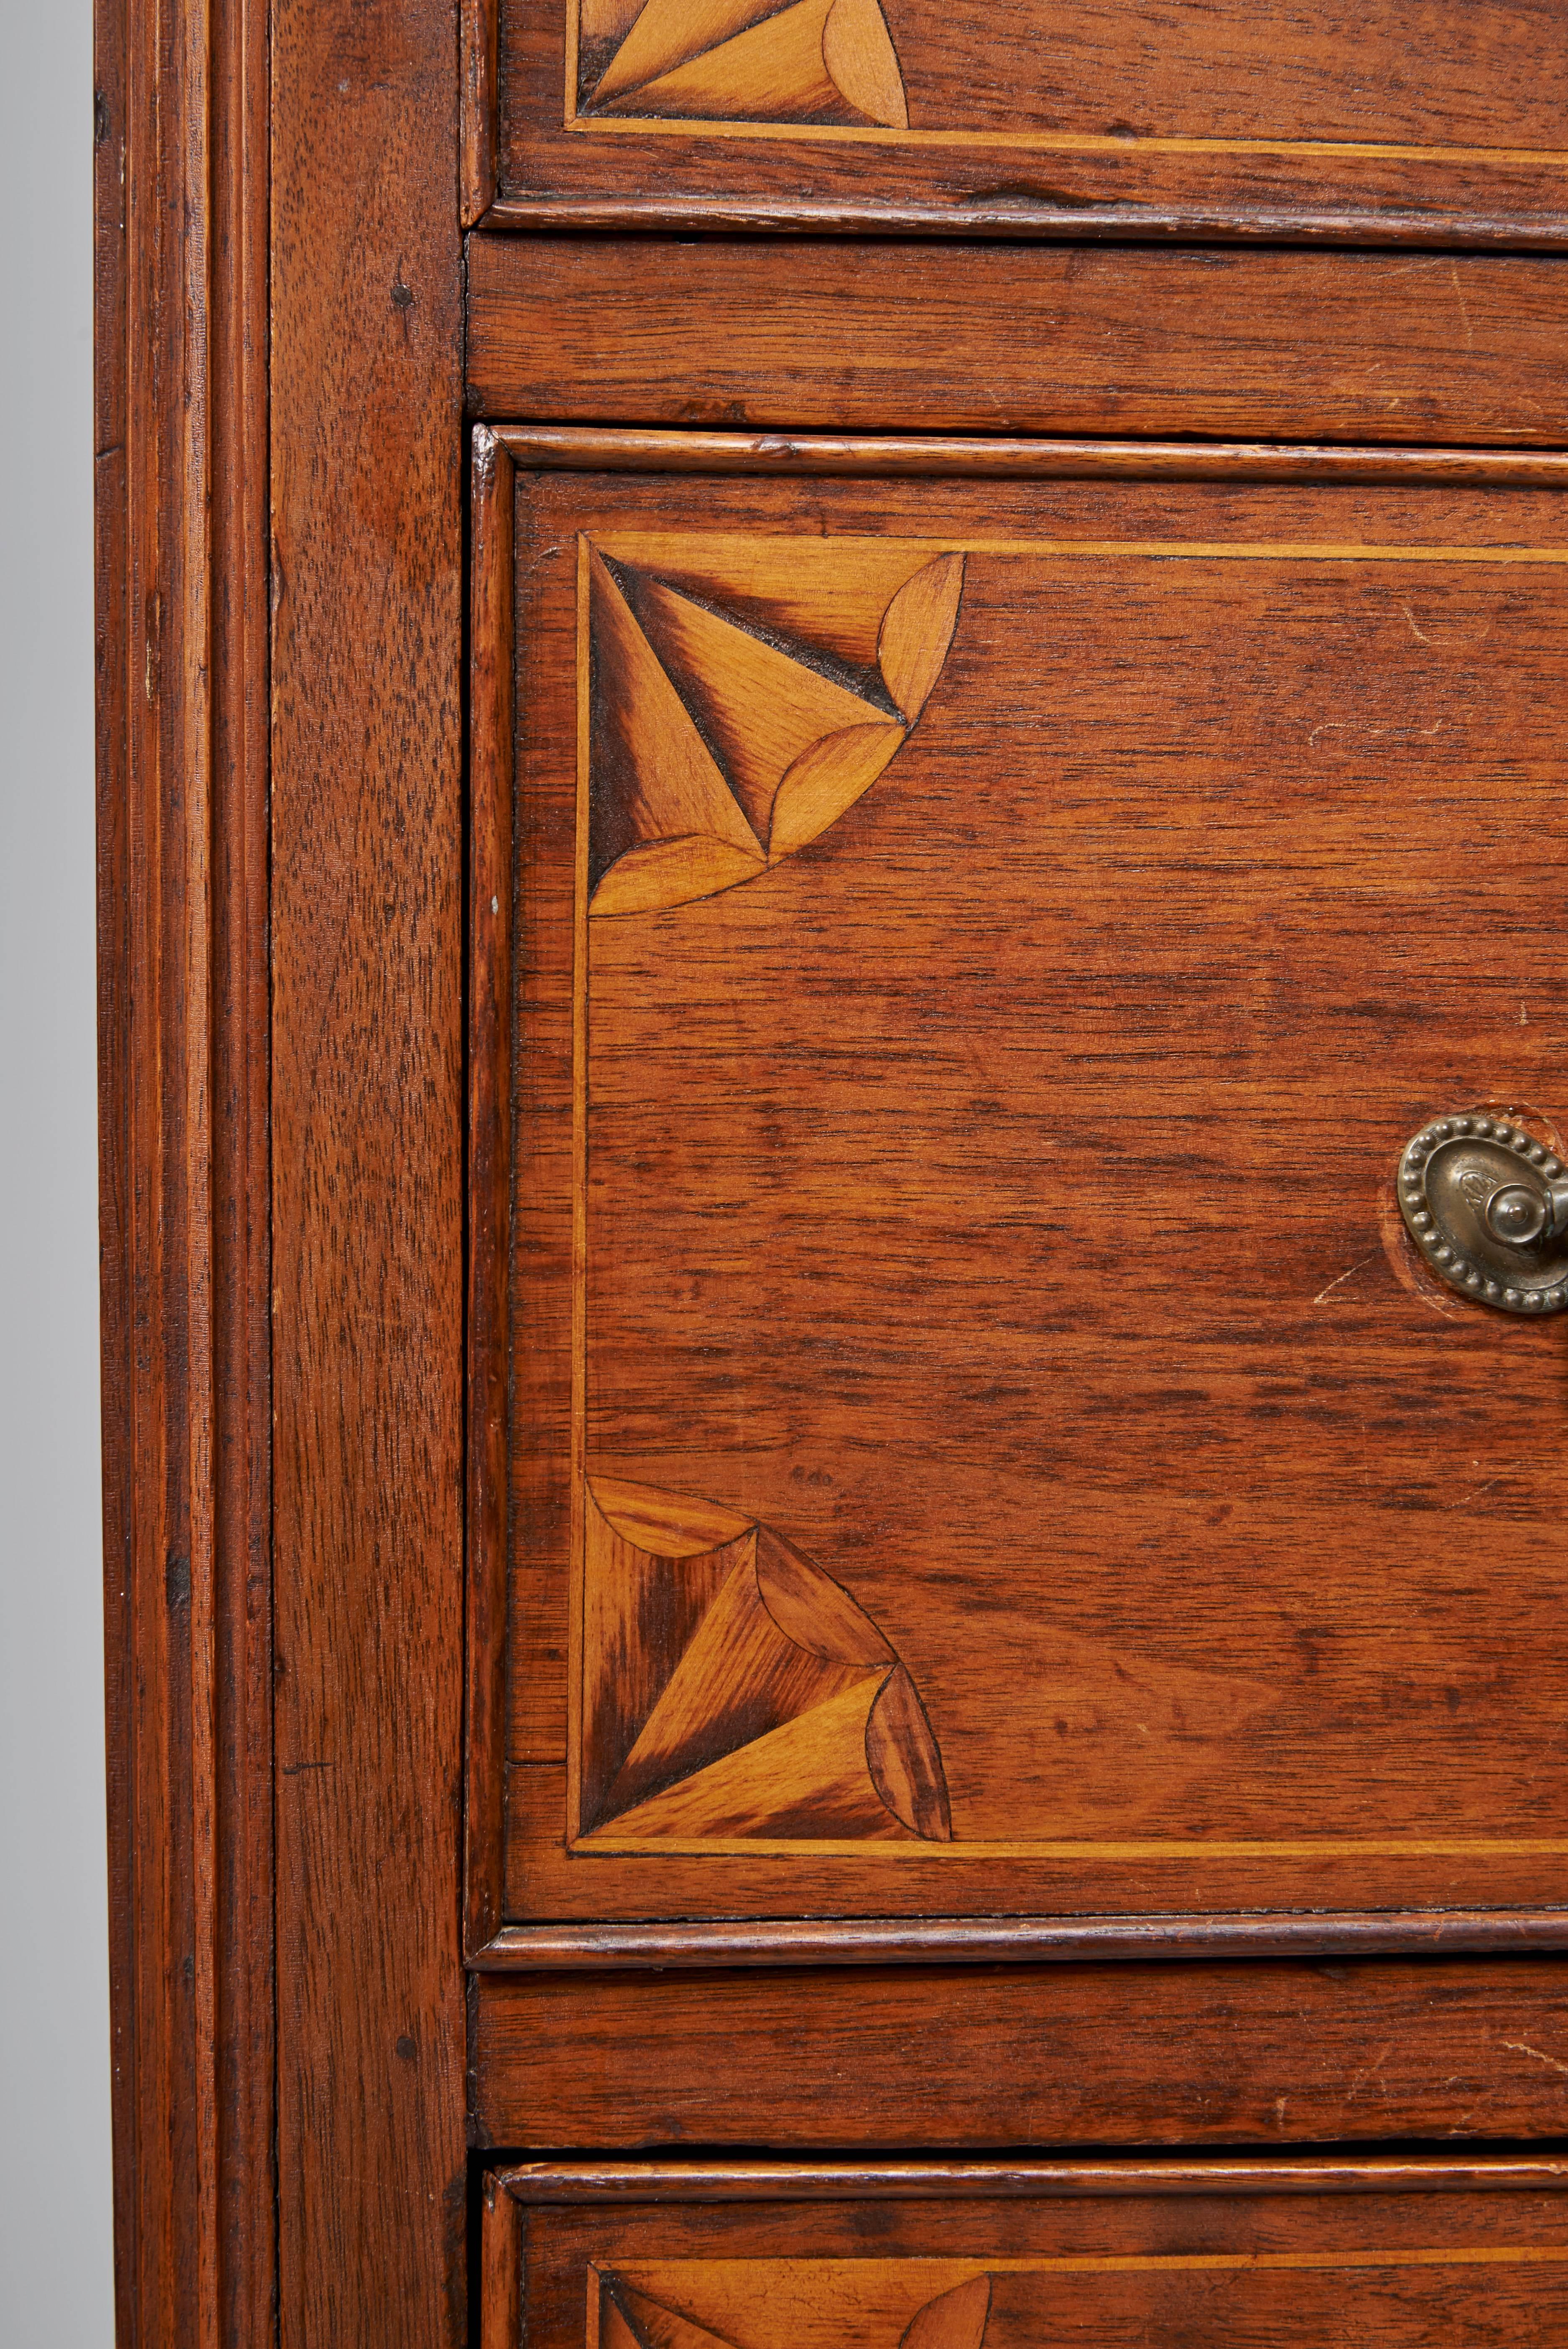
(1343, 2043), (1394, 2107)
(1502, 2039), (1568, 2079)
(1308, 718), (1445, 747)
(1440, 1472), (1514, 1511)
(1312, 1252), (1375, 1305)
(519, 539), (567, 588)
(1450, 260), (1475, 352)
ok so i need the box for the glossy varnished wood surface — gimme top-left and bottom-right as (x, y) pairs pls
(464, 0), (501, 224)
(467, 237), (1568, 445)
(485, 460), (1568, 1942)
(470, 1957), (1568, 2148)
(480, 2170), (524, 2349)
(497, 424), (1568, 490)
(485, 2159), (1568, 2345)
(485, 0), (1568, 242)
(271, 1), (467, 2341)
(492, 2156), (1568, 2199)
(478, 1908), (1568, 1970)
(469, 426), (518, 1959)
(94, 0), (274, 2339)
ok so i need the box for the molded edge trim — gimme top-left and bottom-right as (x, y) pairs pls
(487, 2155), (1568, 2200)
(469, 1907), (1568, 1970)
(479, 194), (1568, 247)
(492, 425), (1568, 484)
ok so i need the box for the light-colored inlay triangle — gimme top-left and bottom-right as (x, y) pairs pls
(627, 574), (886, 844)
(604, 1673), (900, 1839)
(615, 2261), (992, 2349)
(601, 1558), (874, 1821)
(592, 0), (789, 103)
(581, 1489), (755, 1829)
(599, 0), (838, 119)
(588, 546), (762, 867)
(609, 2281), (749, 2349)
(599, 2286), (654, 2349)
(589, 837), (766, 919)
(594, 533), (939, 671)
(580, 0), (648, 53)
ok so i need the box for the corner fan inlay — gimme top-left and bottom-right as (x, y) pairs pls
(581, 1477), (952, 1842)
(578, 0), (909, 127)
(586, 536), (964, 916)
(601, 2272), (993, 2349)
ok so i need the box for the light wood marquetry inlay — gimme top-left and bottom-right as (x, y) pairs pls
(577, 0), (909, 128)
(579, 1476), (951, 1844)
(584, 535), (962, 916)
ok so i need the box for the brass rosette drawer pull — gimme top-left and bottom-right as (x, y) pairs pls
(1398, 1115), (1568, 1314)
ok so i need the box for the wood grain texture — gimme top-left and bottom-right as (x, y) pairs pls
(95, 0), (274, 2339)
(271, 0), (467, 2341)
(484, 2164), (1568, 2348)
(468, 427), (517, 1957)
(489, 463), (1568, 1943)
(470, 1957), (1568, 2148)
(462, 0), (499, 224)
(466, 237), (1568, 446)
(493, 0), (1568, 240)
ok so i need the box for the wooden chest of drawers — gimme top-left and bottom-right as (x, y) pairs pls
(98, 0), (1568, 2338)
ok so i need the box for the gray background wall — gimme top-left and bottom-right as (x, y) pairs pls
(1, 0), (117, 2339)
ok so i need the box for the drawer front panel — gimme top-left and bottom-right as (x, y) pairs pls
(469, 430), (1568, 1965)
(474, 0), (1568, 241)
(482, 2161), (1568, 2347)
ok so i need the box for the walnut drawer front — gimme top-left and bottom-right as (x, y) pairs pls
(469, 431), (1568, 1969)
(468, 0), (1568, 244)
(481, 2159), (1568, 2347)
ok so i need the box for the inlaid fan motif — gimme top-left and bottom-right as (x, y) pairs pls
(600, 2270), (994, 2349)
(578, 0), (910, 126)
(579, 1476), (952, 1842)
(585, 534), (964, 916)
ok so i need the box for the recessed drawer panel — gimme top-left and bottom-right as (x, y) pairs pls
(468, 0), (1568, 242)
(481, 2159), (1568, 2347)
